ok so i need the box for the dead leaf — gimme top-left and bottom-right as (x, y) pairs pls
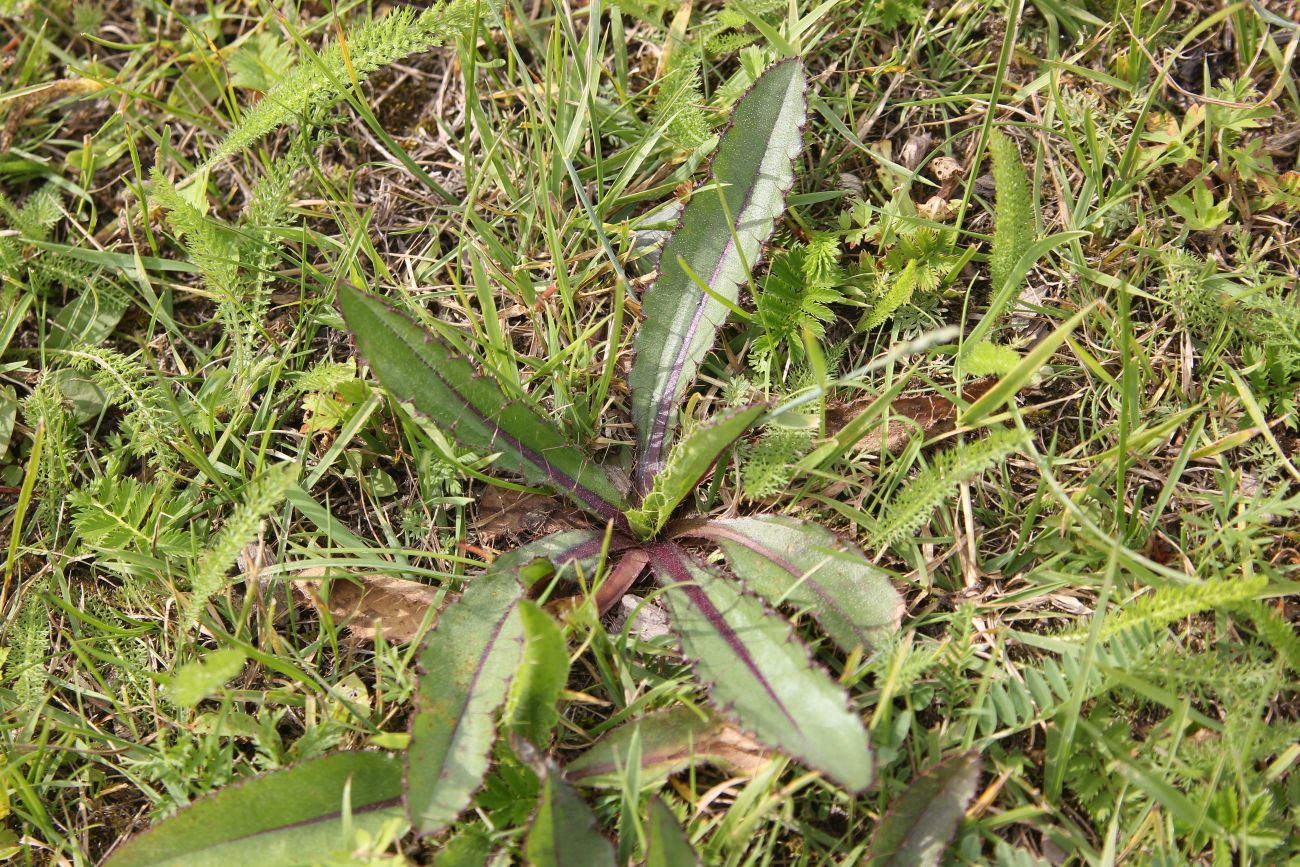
(607, 593), (671, 642)
(899, 132), (933, 171)
(294, 567), (441, 643)
(917, 195), (955, 221)
(930, 155), (964, 181)
(827, 379), (998, 455)
(472, 486), (581, 546)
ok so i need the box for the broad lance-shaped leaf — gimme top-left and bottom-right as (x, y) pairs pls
(630, 59), (807, 491)
(525, 769), (617, 867)
(406, 530), (609, 835)
(339, 285), (628, 526)
(645, 797), (700, 867)
(688, 516), (903, 653)
(866, 751), (982, 867)
(648, 541), (873, 791)
(104, 752), (403, 867)
(626, 403), (768, 538)
(505, 599), (570, 747)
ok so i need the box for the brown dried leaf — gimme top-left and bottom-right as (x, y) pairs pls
(899, 132), (933, 171)
(828, 380), (997, 455)
(472, 486), (582, 546)
(294, 568), (441, 643)
(929, 155), (964, 181)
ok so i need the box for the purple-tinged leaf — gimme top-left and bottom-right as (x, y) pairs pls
(595, 548), (650, 615)
(567, 706), (770, 789)
(685, 516), (903, 653)
(103, 752), (403, 867)
(866, 751), (982, 867)
(405, 530), (609, 835)
(338, 285), (628, 527)
(630, 60), (808, 492)
(647, 541), (873, 791)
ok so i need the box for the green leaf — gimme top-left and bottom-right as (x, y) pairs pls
(693, 516), (903, 653)
(869, 427), (1023, 550)
(506, 600), (570, 747)
(648, 542), (873, 791)
(630, 59), (808, 491)
(0, 385), (18, 457)
(645, 797), (699, 867)
(433, 828), (493, 867)
(567, 706), (769, 789)
(988, 130), (1035, 296)
(47, 286), (127, 350)
(525, 771), (617, 867)
(338, 285), (628, 526)
(627, 404), (767, 538)
(866, 751), (981, 867)
(405, 531), (608, 835)
(165, 648), (247, 708)
(103, 752), (404, 867)
(406, 568), (524, 835)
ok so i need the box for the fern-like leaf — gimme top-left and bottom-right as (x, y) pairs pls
(988, 130), (1034, 293)
(211, 3), (475, 162)
(753, 247), (844, 358)
(70, 477), (187, 554)
(870, 427), (1022, 549)
(183, 464), (297, 627)
(4, 586), (51, 711)
(1058, 576), (1269, 644)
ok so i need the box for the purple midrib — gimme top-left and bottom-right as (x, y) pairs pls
(363, 305), (625, 527)
(639, 119), (787, 489)
(689, 523), (885, 645)
(651, 542), (797, 728)
(427, 535), (606, 795)
(431, 596), (518, 791)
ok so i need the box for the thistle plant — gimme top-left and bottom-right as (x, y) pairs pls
(105, 59), (939, 865)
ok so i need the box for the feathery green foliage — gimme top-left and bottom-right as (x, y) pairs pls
(752, 246), (845, 359)
(962, 341), (1021, 377)
(212, 3), (476, 162)
(870, 427), (1022, 549)
(741, 426), (813, 499)
(653, 51), (710, 151)
(182, 465), (297, 627)
(4, 583), (51, 710)
(988, 130), (1034, 293)
(152, 169), (291, 400)
(1059, 576), (1269, 643)
(65, 346), (178, 470)
(1237, 601), (1300, 673)
(70, 477), (187, 555)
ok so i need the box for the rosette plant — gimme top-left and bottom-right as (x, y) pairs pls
(343, 54), (904, 828)
(105, 58), (909, 866)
